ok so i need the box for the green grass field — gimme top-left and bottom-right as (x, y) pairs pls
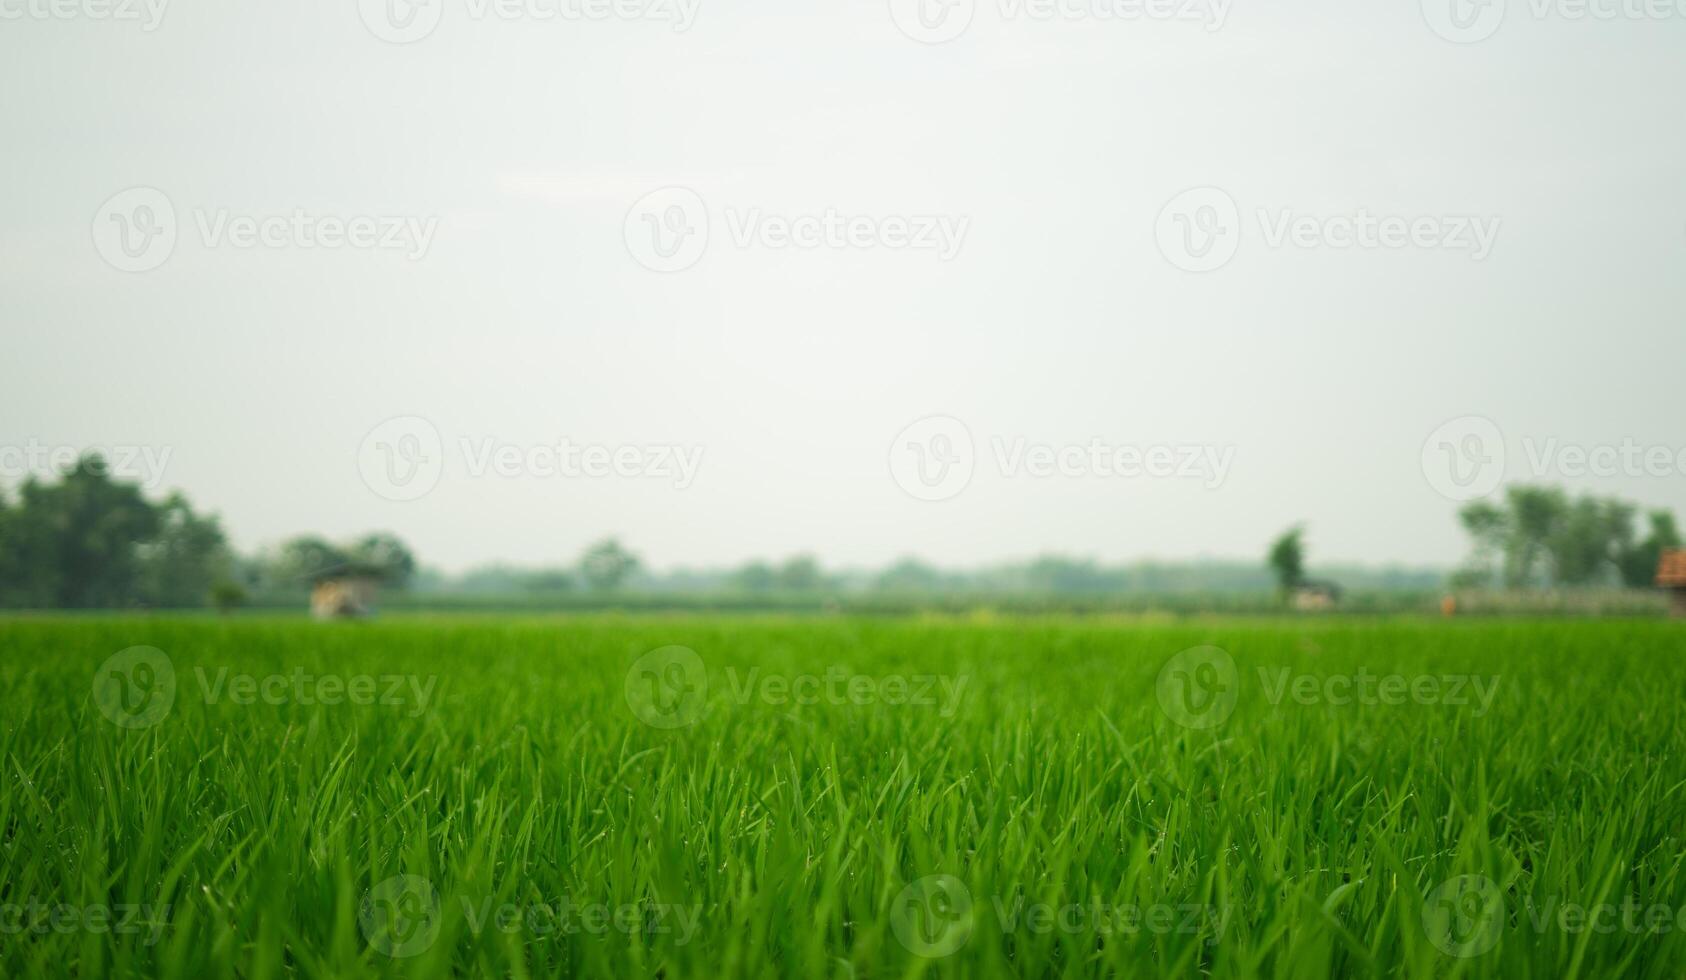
(3, 615), (1684, 978)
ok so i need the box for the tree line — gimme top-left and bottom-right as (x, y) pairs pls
(0, 456), (418, 610)
(1454, 486), (1680, 590)
(4, 457), (1679, 609)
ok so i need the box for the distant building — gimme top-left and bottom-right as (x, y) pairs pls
(1292, 580), (1343, 613)
(309, 564), (383, 620)
(1659, 550), (1686, 618)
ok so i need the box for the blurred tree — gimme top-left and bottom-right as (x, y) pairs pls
(1457, 501), (1508, 588)
(875, 558), (945, 593)
(732, 561), (778, 593)
(0, 489), (15, 605)
(1621, 511), (1683, 588)
(1267, 526), (1306, 595)
(1024, 556), (1117, 594)
(775, 555), (825, 592)
(1504, 486), (1567, 587)
(210, 580), (248, 613)
(1458, 486), (1678, 590)
(137, 491), (233, 607)
(0, 456), (160, 607)
(580, 538), (640, 592)
(350, 533), (417, 588)
(276, 536), (348, 583)
(523, 570), (575, 593)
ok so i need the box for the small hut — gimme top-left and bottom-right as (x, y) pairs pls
(1659, 550), (1686, 618)
(1292, 580), (1343, 613)
(309, 563), (383, 620)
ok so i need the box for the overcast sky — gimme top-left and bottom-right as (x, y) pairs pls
(3, 0), (1683, 573)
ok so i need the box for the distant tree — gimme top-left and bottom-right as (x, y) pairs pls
(1504, 486), (1567, 587)
(875, 558), (945, 593)
(1457, 501), (1509, 588)
(1023, 556), (1117, 594)
(1549, 496), (1632, 587)
(775, 555), (825, 592)
(1458, 486), (1679, 590)
(580, 538), (640, 592)
(732, 561), (778, 593)
(277, 536), (348, 583)
(0, 489), (15, 605)
(137, 492), (233, 607)
(350, 533), (417, 589)
(523, 570), (575, 593)
(1, 456), (160, 607)
(210, 580), (248, 613)
(1267, 526), (1307, 595)
(1621, 511), (1683, 588)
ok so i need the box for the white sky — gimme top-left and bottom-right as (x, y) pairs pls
(3, 0), (1684, 573)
